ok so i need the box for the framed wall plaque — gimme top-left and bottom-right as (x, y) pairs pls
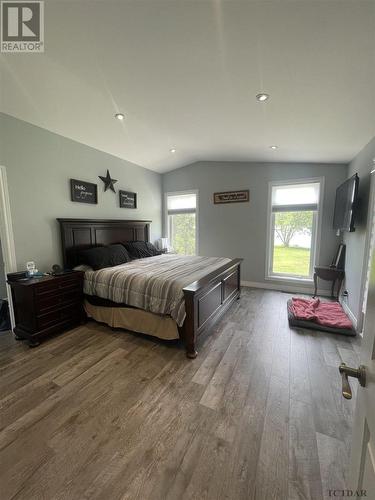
(119, 190), (137, 209)
(70, 179), (98, 204)
(213, 190), (249, 204)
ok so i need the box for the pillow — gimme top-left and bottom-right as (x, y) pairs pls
(79, 244), (132, 270)
(123, 241), (162, 259)
(73, 264), (93, 272)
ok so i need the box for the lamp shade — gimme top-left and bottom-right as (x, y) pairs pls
(156, 238), (169, 250)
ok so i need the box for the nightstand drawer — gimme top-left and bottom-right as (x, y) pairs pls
(36, 290), (82, 314)
(37, 305), (81, 330)
(57, 276), (83, 290)
(36, 279), (81, 297)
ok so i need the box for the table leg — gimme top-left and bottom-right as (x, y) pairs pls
(336, 277), (344, 301)
(331, 278), (336, 299)
(313, 273), (318, 298)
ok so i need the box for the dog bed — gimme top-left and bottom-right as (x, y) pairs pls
(287, 298), (356, 336)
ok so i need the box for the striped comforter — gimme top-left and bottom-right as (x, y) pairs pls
(84, 254), (231, 326)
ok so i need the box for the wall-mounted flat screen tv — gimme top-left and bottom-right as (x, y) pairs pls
(333, 173), (359, 232)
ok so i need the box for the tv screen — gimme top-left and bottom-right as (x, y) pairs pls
(333, 174), (359, 232)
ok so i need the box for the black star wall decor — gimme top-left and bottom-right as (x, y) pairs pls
(99, 170), (118, 193)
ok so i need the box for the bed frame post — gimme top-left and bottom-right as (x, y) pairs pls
(182, 290), (198, 358)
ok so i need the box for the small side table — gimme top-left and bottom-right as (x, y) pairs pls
(313, 266), (345, 300)
(8, 271), (85, 346)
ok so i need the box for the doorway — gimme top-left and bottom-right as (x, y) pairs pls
(0, 166), (17, 330)
(0, 237), (10, 332)
(0, 240), (6, 300)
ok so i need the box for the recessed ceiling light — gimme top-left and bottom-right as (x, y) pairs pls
(270, 145), (278, 150)
(170, 148), (177, 154)
(256, 93), (270, 102)
(114, 113), (125, 121)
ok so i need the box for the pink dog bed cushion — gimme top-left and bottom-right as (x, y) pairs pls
(291, 297), (352, 329)
(287, 298), (355, 335)
(287, 299), (355, 336)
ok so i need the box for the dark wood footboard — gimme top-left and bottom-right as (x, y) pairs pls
(181, 258), (242, 358)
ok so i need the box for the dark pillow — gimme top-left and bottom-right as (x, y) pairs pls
(79, 244), (132, 270)
(123, 241), (162, 259)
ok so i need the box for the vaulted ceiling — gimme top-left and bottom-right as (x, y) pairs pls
(1, 0), (375, 173)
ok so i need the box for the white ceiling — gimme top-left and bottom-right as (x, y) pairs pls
(1, 0), (375, 173)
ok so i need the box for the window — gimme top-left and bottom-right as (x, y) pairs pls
(166, 191), (198, 255)
(267, 180), (321, 280)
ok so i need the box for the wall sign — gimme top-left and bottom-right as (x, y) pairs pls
(213, 190), (249, 204)
(119, 190), (137, 209)
(70, 179), (98, 204)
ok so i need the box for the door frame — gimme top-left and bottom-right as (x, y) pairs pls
(357, 170), (375, 334)
(0, 165), (17, 329)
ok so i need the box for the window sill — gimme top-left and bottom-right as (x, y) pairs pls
(265, 275), (313, 285)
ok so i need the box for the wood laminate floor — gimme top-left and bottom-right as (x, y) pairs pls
(0, 289), (360, 500)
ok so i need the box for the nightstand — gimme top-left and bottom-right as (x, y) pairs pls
(8, 271), (85, 346)
(313, 266), (345, 301)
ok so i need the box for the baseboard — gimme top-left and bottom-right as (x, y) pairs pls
(241, 280), (330, 296)
(340, 299), (358, 330)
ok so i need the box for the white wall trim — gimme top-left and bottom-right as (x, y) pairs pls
(340, 299), (358, 332)
(241, 280), (330, 296)
(0, 166), (17, 329)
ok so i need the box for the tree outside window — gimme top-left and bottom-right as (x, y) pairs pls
(167, 192), (197, 255)
(170, 213), (196, 255)
(274, 211), (313, 248)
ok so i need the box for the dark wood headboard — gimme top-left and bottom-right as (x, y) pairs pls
(57, 218), (151, 269)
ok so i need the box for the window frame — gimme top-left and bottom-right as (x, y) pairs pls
(265, 177), (324, 283)
(164, 190), (199, 255)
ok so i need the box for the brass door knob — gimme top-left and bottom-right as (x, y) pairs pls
(338, 363), (366, 400)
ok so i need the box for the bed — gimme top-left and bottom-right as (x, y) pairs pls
(58, 219), (242, 357)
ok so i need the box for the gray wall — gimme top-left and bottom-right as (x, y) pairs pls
(343, 136), (375, 322)
(163, 161), (348, 289)
(0, 113), (162, 272)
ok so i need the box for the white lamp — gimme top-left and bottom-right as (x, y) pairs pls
(156, 238), (169, 251)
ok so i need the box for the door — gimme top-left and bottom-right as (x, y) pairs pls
(358, 172), (375, 334)
(347, 240), (375, 496)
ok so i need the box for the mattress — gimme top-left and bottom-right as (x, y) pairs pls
(83, 254), (231, 326)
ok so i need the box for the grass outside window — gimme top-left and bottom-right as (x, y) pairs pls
(272, 246), (311, 277)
